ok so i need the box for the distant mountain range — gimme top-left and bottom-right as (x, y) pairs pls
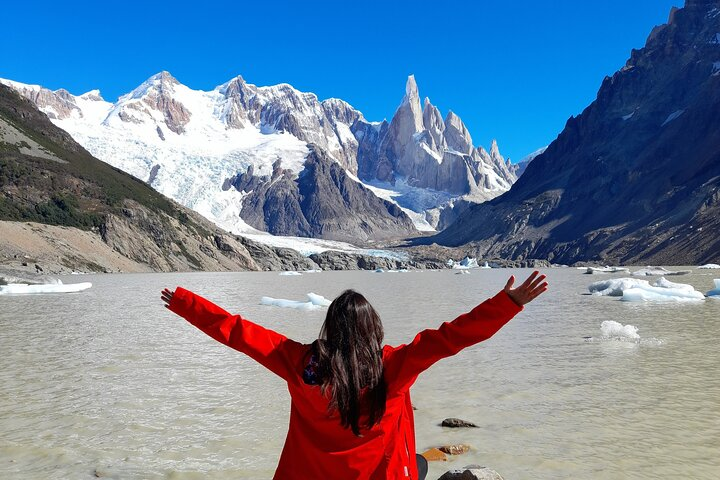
(0, 83), (324, 274)
(424, 0), (720, 265)
(1, 73), (518, 244)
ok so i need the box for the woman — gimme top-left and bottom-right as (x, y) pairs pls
(162, 271), (547, 479)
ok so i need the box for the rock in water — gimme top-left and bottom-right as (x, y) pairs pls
(438, 444), (471, 455)
(420, 448), (447, 462)
(441, 418), (478, 428)
(438, 465), (505, 480)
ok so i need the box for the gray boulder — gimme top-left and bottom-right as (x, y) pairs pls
(438, 465), (505, 480)
(441, 418), (478, 428)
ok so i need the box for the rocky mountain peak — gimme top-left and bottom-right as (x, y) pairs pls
(422, 98), (445, 149)
(489, 139), (501, 158)
(685, 0), (720, 7)
(0, 80), (81, 120)
(154, 71), (179, 87)
(79, 89), (104, 101)
(444, 110), (473, 154)
(405, 74), (420, 100)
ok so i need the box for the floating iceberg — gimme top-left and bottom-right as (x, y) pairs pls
(621, 277), (705, 302)
(590, 277), (705, 301)
(0, 281), (92, 294)
(479, 262), (492, 269)
(260, 293), (332, 310)
(600, 320), (640, 340)
(698, 264), (720, 269)
(584, 266), (630, 274)
(455, 270), (470, 275)
(279, 271), (303, 276)
(632, 266), (691, 276)
(588, 278), (650, 296)
(707, 279), (720, 297)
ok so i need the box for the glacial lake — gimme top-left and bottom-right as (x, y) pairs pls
(1, 268), (719, 479)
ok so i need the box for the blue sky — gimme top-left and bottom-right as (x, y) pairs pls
(2, 0), (678, 162)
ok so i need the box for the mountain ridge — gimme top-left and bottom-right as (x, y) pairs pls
(0, 72), (517, 245)
(422, 0), (720, 265)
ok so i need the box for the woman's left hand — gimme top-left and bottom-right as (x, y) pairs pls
(161, 288), (175, 309)
(503, 271), (548, 306)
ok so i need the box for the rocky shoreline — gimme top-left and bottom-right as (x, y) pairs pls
(0, 218), (554, 280)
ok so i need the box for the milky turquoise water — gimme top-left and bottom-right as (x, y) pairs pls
(1, 268), (719, 479)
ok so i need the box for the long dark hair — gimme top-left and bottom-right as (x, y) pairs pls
(316, 289), (386, 435)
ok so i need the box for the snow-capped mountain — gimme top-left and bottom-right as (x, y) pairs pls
(1, 72), (516, 243)
(514, 146), (548, 177)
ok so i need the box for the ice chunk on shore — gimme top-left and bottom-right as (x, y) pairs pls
(260, 293), (332, 310)
(588, 278), (650, 296)
(584, 266), (630, 274)
(279, 271), (302, 276)
(448, 257), (479, 270)
(632, 266), (691, 276)
(601, 320), (640, 340)
(0, 281), (92, 294)
(707, 279), (720, 297)
(698, 264), (720, 269)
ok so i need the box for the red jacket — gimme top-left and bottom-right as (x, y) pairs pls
(168, 287), (522, 479)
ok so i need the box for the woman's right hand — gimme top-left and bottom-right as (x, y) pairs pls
(503, 271), (548, 306)
(161, 288), (175, 309)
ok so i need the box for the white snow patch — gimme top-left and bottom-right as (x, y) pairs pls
(421, 142), (443, 163)
(600, 320), (640, 341)
(622, 112), (635, 120)
(242, 232), (408, 261)
(260, 292), (331, 310)
(710, 33), (720, 44)
(344, 170), (435, 232)
(712, 62), (720, 76)
(661, 110), (685, 126)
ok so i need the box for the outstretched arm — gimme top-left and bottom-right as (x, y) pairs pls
(162, 287), (306, 381)
(385, 271), (548, 392)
